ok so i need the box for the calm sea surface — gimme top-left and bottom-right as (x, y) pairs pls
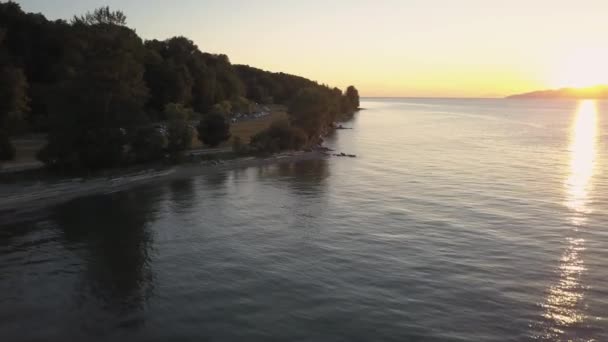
(1, 98), (608, 341)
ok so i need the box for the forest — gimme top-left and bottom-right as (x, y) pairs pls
(0, 3), (359, 172)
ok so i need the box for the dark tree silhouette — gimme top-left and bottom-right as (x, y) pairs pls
(0, 130), (15, 160)
(0, 66), (29, 132)
(289, 87), (331, 141)
(72, 6), (127, 26)
(197, 112), (231, 147)
(250, 119), (307, 153)
(346, 85), (360, 110)
(40, 9), (148, 170)
(0, 3), (359, 172)
(131, 126), (166, 163)
(165, 103), (194, 155)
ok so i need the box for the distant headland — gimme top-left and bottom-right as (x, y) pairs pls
(507, 85), (608, 99)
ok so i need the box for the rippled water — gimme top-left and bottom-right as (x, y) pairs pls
(1, 98), (608, 341)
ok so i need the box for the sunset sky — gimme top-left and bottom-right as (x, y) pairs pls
(17, 0), (608, 97)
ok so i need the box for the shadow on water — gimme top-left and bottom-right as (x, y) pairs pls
(259, 159), (331, 235)
(52, 187), (164, 320)
(204, 169), (229, 187)
(260, 159), (330, 194)
(168, 178), (196, 211)
(0, 216), (45, 245)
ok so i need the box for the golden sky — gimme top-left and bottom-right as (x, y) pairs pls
(21, 0), (608, 97)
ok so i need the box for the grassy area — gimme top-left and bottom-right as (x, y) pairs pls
(226, 109), (287, 146)
(191, 106), (288, 149)
(7, 106), (287, 163)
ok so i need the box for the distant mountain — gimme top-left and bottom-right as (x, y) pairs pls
(507, 85), (608, 99)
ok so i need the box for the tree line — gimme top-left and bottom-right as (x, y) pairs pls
(0, 3), (360, 171)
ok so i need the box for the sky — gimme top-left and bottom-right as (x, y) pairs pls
(15, 0), (608, 97)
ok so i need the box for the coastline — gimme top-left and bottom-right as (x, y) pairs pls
(0, 151), (327, 218)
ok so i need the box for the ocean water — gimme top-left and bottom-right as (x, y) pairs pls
(1, 98), (607, 341)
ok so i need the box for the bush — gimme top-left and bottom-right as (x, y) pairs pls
(162, 103), (196, 156)
(197, 112), (231, 147)
(39, 127), (127, 171)
(0, 131), (16, 161)
(167, 120), (193, 155)
(131, 126), (166, 163)
(79, 128), (128, 170)
(288, 87), (330, 140)
(231, 96), (253, 114)
(211, 101), (232, 117)
(231, 136), (250, 155)
(164, 103), (196, 121)
(249, 119), (307, 154)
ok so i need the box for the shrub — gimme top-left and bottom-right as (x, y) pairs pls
(39, 127), (127, 171)
(197, 112), (231, 147)
(0, 131), (16, 161)
(164, 103), (196, 121)
(249, 119), (307, 154)
(231, 96), (253, 114)
(211, 101), (232, 117)
(231, 136), (248, 155)
(167, 120), (193, 154)
(131, 126), (166, 163)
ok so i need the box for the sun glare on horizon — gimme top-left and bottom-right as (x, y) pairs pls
(551, 48), (608, 89)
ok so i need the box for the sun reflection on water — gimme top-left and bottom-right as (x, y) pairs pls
(564, 100), (598, 220)
(537, 100), (598, 340)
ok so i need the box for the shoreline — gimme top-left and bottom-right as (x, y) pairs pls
(0, 151), (327, 218)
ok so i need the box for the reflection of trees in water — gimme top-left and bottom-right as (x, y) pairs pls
(202, 170), (229, 188)
(250, 159), (331, 198)
(0, 216), (45, 246)
(274, 159), (330, 193)
(324, 112), (360, 146)
(169, 178), (196, 211)
(260, 159), (330, 234)
(53, 187), (163, 317)
(228, 166), (249, 182)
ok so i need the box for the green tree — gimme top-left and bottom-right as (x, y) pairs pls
(40, 8), (148, 171)
(232, 96), (253, 114)
(142, 42), (171, 115)
(0, 55), (30, 160)
(197, 112), (231, 147)
(0, 65), (29, 132)
(165, 103), (193, 154)
(0, 3), (361, 167)
(345, 85), (360, 111)
(211, 54), (244, 103)
(0, 129), (15, 161)
(72, 6), (127, 26)
(0, 2), (72, 132)
(166, 120), (192, 154)
(249, 119), (307, 154)
(288, 87), (330, 142)
(231, 136), (247, 154)
(188, 52), (215, 113)
(164, 102), (196, 121)
(143, 37), (244, 117)
(211, 101), (232, 117)
(0, 19), (29, 134)
(130, 126), (166, 163)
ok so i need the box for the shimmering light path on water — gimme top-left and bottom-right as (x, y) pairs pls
(1, 99), (607, 341)
(538, 100), (600, 340)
